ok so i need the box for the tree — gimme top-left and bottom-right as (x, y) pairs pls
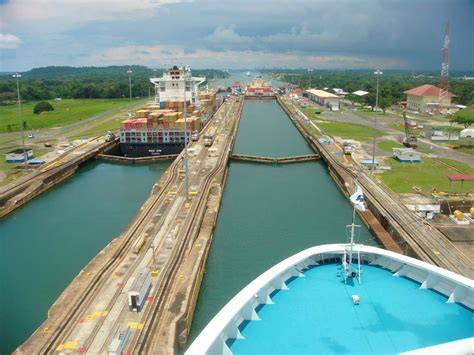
(33, 101), (54, 114)
(450, 106), (474, 128)
(378, 96), (395, 113)
(364, 93), (376, 110)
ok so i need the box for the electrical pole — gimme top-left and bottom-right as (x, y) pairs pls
(13, 73), (28, 169)
(183, 68), (189, 201)
(372, 69), (383, 171)
(127, 68), (133, 117)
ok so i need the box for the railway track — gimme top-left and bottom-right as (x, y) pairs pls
(34, 97), (240, 353)
(283, 98), (472, 277)
(39, 156), (180, 353)
(134, 98), (241, 353)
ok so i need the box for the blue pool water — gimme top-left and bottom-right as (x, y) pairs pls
(230, 264), (473, 354)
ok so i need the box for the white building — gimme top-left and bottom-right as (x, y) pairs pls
(306, 89), (341, 111)
(150, 66), (205, 106)
(352, 90), (369, 97)
(392, 148), (421, 163)
(5, 148), (33, 163)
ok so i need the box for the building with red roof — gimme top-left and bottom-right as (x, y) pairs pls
(403, 84), (455, 113)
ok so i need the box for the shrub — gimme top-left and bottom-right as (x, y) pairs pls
(33, 101), (54, 114)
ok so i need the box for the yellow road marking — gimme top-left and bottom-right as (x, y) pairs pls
(86, 310), (107, 320)
(127, 322), (144, 330)
(56, 341), (78, 351)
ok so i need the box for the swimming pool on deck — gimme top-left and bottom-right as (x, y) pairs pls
(228, 263), (473, 354)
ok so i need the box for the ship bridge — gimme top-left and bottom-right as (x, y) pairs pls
(150, 66), (205, 106)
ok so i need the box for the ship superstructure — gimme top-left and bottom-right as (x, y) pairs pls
(150, 66), (205, 105)
(119, 66), (217, 157)
(246, 75), (273, 96)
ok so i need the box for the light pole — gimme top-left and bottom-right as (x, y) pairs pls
(372, 69), (383, 171)
(13, 73), (28, 169)
(127, 68), (133, 117)
(183, 73), (189, 202)
(308, 68), (313, 89)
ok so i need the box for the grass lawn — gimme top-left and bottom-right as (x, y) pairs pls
(69, 117), (124, 139)
(299, 106), (385, 141)
(315, 120), (384, 141)
(377, 140), (403, 152)
(378, 157), (474, 195)
(0, 99), (138, 133)
(415, 145), (432, 154)
(356, 108), (390, 117)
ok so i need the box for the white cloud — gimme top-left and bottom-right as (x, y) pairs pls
(84, 44), (403, 69)
(0, 0), (189, 33)
(0, 33), (22, 49)
(205, 25), (254, 48)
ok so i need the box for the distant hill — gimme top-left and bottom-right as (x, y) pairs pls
(0, 65), (228, 81)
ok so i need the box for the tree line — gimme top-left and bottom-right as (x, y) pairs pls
(267, 69), (474, 107)
(0, 66), (229, 105)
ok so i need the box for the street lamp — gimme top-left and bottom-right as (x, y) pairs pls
(308, 68), (313, 89)
(371, 69), (383, 171)
(183, 74), (189, 202)
(12, 73), (28, 169)
(127, 68), (133, 117)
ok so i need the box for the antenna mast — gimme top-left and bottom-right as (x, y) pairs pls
(439, 22), (450, 110)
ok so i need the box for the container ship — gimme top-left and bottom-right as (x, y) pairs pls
(119, 66), (218, 157)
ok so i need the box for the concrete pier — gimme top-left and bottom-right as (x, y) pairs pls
(277, 95), (472, 278)
(17, 96), (244, 354)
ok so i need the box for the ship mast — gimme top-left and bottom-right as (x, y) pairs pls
(345, 183), (364, 283)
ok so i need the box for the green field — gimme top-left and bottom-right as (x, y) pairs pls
(300, 106), (385, 141)
(355, 108), (390, 117)
(315, 120), (384, 141)
(378, 157), (474, 194)
(0, 99), (137, 133)
(69, 117), (124, 140)
(377, 140), (403, 152)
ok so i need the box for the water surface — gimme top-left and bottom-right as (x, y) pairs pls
(0, 161), (167, 354)
(189, 100), (376, 343)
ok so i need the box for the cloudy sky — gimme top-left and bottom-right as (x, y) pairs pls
(1, 0), (473, 71)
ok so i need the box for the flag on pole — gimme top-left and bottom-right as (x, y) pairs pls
(350, 185), (366, 212)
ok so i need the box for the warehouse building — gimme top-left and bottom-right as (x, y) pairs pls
(306, 89), (341, 111)
(403, 84), (455, 113)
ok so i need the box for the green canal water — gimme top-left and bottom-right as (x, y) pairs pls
(0, 161), (168, 354)
(189, 99), (377, 343)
